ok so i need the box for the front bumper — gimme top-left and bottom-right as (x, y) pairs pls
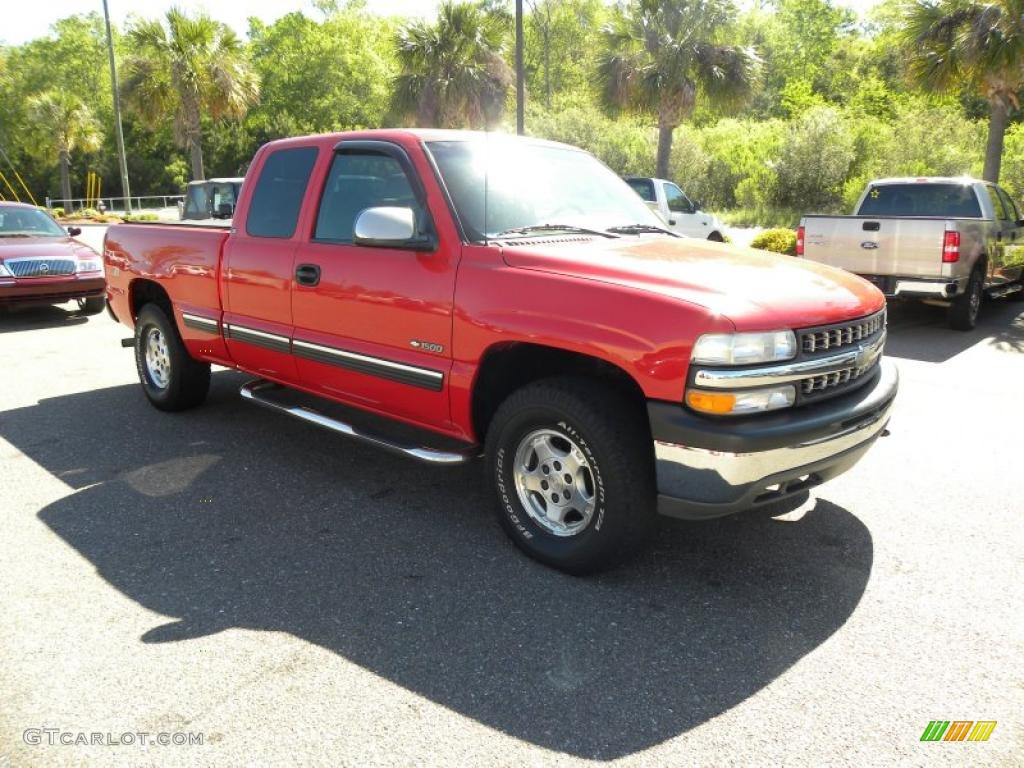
(650, 359), (898, 520)
(0, 275), (106, 305)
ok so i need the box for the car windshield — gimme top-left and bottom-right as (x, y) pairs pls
(0, 207), (67, 237)
(426, 139), (664, 241)
(857, 183), (982, 218)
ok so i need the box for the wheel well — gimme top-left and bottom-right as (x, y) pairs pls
(471, 343), (647, 442)
(129, 279), (173, 320)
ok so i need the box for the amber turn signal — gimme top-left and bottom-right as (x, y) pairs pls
(685, 390), (737, 414)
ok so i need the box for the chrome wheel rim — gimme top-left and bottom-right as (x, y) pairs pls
(512, 428), (597, 537)
(144, 327), (171, 389)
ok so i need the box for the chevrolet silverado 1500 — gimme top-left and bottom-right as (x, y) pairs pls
(799, 177), (1024, 330)
(104, 130), (898, 573)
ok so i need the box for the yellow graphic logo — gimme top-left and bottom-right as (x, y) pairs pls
(920, 721), (996, 742)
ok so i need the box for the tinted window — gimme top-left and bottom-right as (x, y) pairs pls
(985, 185), (1007, 221)
(314, 151), (424, 242)
(246, 147), (318, 238)
(857, 183), (982, 218)
(995, 186), (1019, 222)
(664, 183), (693, 213)
(626, 178), (655, 202)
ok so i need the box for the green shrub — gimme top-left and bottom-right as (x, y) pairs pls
(48, 207), (65, 219)
(770, 107), (854, 212)
(122, 212), (159, 222)
(721, 208), (802, 229)
(70, 207), (100, 220)
(749, 227), (798, 255)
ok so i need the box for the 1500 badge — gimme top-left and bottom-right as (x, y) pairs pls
(410, 340), (444, 353)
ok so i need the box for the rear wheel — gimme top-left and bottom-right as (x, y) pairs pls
(485, 377), (656, 574)
(77, 296), (106, 315)
(707, 231), (724, 242)
(949, 268), (983, 331)
(134, 303), (210, 411)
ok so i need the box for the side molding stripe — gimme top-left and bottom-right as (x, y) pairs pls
(292, 338), (444, 392)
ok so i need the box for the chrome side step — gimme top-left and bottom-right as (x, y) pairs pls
(239, 379), (477, 465)
(988, 282), (1023, 299)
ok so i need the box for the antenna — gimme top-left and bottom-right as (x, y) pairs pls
(483, 128), (489, 246)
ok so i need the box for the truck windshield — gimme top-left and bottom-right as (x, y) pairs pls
(426, 139), (663, 241)
(857, 183), (982, 218)
(0, 207), (67, 237)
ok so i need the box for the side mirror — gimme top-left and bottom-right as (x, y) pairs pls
(216, 202), (234, 218)
(354, 206), (428, 249)
(67, 226), (82, 237)
(1017, 218), (1024, 227)
(692, 200), (702, 211)
(668, 218), (677, 226)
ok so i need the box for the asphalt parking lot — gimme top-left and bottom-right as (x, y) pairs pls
(1, 285), (1022, 766)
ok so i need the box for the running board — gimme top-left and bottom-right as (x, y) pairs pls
(239, 379), (477, 465)
(988, 283), (1023, 299)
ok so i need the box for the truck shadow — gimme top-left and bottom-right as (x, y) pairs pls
(884, 300), (1024, 362)
(3, 374), (873, 760)
(0, 303), (90, 333)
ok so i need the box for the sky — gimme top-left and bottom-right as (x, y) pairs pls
(1, 0), (888, 47)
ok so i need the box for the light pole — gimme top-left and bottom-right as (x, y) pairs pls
(102, 0), (132, 214)
(515, 0), (524, 135)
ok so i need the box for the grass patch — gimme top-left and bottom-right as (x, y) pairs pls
(719, 207), (806, 229)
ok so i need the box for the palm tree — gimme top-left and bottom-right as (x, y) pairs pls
(392, 2), (514, 129)
(903, 0), (1024, 183)
(122, 8), (258, 181)
(28, 90), (102, 204)
(598, 0), (758, 179)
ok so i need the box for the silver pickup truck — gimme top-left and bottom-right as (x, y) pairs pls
(799, 177), (1024, 330)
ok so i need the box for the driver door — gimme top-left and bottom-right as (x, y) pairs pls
(290, 142), (457, 431)
(662, 181), (703, 237)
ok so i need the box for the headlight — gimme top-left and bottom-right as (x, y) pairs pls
(76, 258), (103, 273)
(686, 385), (795, 416)
(692, 330), (796, 365)
(0, 263), (12, 277)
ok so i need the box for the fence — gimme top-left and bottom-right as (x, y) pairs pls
(44, 194), (185, 215)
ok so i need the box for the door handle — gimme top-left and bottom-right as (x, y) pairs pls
(295, 263), (321, 286)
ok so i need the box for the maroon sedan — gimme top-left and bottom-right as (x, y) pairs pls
(0, 202), (106, 314)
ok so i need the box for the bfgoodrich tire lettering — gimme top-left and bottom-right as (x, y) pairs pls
(134, 303), (211, 411)
(485, 377), (655, 574)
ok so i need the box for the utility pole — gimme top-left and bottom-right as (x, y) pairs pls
(102, 0), (132, 214)
(515, 0), (524, 135)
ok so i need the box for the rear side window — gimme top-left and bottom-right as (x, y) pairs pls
(626, 178), (655, 202)
(857, 183), (982, 218)
(246, 147), (318, 238)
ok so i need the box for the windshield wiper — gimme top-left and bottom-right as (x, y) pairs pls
(605, 224), (679, 237)
(493, 224), (617, 239)
(0, 233), (33, 238)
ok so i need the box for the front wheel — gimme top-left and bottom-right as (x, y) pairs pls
(77, 296), (106, 315)
(707, 231), (724, 242)
(485, 377), (656, 574)
(134, 303), (210, 411)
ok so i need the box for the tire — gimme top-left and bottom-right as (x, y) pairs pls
(949, 268), (983, 331)
(485, 377), (656, 575)
(707, 231), (724, 242)
(77, 296), (106, 315)
(1008, 273), (1024, 301)
(133, 303), (210, 411)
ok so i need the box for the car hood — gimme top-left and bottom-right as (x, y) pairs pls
(0, 236), (95, 260)
(500, 235), (884, 330)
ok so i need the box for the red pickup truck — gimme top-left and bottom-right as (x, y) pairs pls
(104, 129), (898, 573)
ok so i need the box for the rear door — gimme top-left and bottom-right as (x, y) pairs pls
(993, 185), (1024, 281)
(222, 144), (319, 383)
(290, 140), (458, 430)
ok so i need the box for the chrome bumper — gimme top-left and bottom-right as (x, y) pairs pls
(651, 359), (898, 520)
(892, 277), (965, 299)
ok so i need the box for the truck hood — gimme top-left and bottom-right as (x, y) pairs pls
(501, 235), (884, 330)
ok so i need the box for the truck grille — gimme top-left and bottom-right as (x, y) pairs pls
(801, 361), (874, 396)
(4, 258), (76, 278)
(801, 310), (885, 354)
